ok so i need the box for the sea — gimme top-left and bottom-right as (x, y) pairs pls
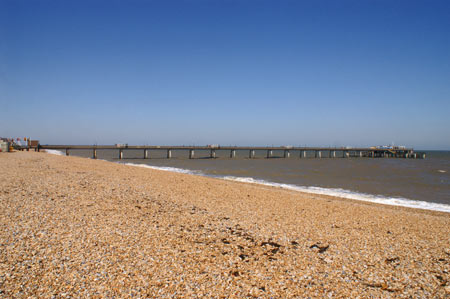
(46, 149), (450, 213)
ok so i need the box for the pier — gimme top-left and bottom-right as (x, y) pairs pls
(36, 145), (425, 160)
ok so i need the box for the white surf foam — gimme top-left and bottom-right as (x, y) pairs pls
(438, 170), (446, 173)
(44, 149), (64, 156)
(221, 176), (450, 213)
(122, 162), (200, 175)
(121, 162), (450, 213)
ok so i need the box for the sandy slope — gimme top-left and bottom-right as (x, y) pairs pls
(0, 151), (449, 297)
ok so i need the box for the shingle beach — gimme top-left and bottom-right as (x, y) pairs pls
(1, 151), (449, 297)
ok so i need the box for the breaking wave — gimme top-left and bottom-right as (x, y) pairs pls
(44, 149), (64, 156)
(122, 162), (201, 175)
(221, 176), (450, 213)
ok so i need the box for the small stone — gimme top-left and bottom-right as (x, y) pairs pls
(445, 286), (450, 294)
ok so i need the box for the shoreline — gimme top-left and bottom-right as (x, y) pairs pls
(124, 161), (450, 214)
(47, 149), (450, 213)
(1, 151), (449, 297)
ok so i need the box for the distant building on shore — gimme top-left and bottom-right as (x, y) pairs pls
(0, 140), (10, 152)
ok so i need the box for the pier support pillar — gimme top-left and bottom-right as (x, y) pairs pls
(144, 149), (148, 159)
(359, 151), (362, 158)
(210, 149), (216, 159)
(333, 151), (336, 158)
(284, 150), (290, 158)
(119, 149), (123, 160)
(167, 149), (172, 159)
(230, 150), (236, 158)
(267, 150), (273, 158)
(249, 150), (255, 159)
(303, 150), (307, 158)
(346, 151), (350, 158)
(318, 151), (322, 158)
(66, 149), (69, 156)
(189, 149), (194, 159)
(93, 149), (97, 159)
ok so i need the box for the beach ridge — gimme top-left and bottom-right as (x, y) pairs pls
(1, 151), (449, 297)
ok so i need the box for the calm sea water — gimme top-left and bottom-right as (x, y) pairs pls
(64, 149), (450, 210)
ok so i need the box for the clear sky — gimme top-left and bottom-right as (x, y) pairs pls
(1, 0), (449, 149)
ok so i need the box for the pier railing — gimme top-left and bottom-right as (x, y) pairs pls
(34, 145), (425, 160)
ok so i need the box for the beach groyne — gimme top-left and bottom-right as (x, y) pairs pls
(0, 152), (447, 297)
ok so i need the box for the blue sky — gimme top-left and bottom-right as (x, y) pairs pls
(1, 0), (449, 149)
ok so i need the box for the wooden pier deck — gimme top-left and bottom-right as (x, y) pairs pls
(35, 145), (425, 160)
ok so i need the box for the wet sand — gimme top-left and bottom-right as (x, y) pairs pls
(1, 151), (449, 297)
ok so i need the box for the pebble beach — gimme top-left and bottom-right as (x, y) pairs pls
(1, 151), (449, 297)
